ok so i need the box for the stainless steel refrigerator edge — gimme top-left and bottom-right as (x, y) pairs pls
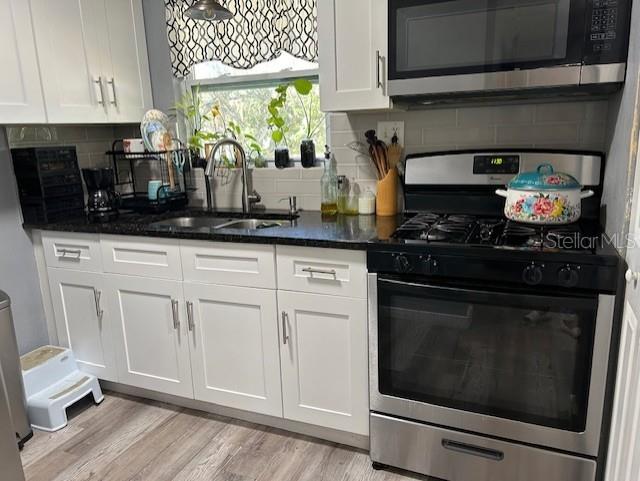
(0, 292), (27, 481)
(0, 291), (32, 447)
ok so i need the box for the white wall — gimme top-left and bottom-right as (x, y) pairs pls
(0, 128), (47, 354)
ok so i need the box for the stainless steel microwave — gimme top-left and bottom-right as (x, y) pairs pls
(388, 0), (631, 98)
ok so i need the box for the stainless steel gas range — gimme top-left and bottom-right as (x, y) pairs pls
(367, 150), (621, 481)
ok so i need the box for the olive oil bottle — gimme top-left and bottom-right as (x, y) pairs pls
(320, 145), (338, 215)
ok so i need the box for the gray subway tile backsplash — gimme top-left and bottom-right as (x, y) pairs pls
(5, 98), (610, 212)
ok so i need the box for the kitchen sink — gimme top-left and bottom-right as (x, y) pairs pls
(215, 218), (286, 230)
(150, 216), (234, 229)
(151, 215), (290, 231)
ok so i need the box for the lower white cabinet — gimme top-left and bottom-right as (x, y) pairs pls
(185, 282), (282, 416)
(48, 268), (117, 381)
(278, 290), (369, 435)
(42, 234), (370, 437)
(106, 274), (193, 398)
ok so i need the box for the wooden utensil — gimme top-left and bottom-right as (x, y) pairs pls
(387, 131), (403, 170)
(365, 129), (389, 180)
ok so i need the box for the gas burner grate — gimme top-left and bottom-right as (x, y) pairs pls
(393, 214), (601, 252)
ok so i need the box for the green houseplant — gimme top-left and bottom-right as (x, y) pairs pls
(267, 83), (291, 168)
(174, 84), (217, 167)
(267, 79), (324, 168)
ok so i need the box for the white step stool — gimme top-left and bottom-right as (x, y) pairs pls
(20, 346), (103, 432)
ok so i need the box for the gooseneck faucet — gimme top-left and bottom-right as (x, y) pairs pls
(204, 138), (261, 214)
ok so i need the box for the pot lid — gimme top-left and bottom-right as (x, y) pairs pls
(508, 164), (581, 191)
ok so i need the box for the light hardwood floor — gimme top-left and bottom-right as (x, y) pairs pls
(21, 391), (429, 481)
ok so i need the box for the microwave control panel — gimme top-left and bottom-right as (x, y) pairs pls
(584, 0), (630, 64)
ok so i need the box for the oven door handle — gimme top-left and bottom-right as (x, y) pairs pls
(441, 439), (504, 461)
(378, 277), (595, 309)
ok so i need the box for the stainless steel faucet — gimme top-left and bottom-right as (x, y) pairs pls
(204, 138), (261, 214)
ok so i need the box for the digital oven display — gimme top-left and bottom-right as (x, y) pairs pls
(473, 155), (520, 174)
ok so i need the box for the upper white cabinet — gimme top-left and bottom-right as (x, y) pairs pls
(0, 0), (46, 123)
(318, 0), (391, 111)
(103, 0), (153, 123)
(30, 0), (152, 124)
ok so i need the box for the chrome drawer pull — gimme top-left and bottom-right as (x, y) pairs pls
(301, 267), (337, 277)
(107, 77), (117, 106)
(376, 50), (384, 89)
(59, 248), (82, 259)
(171, 299), (180, 330)
(186, 301), (195, 332)
(93, 289), (103, 321)
(281, 311), (289, 345)
(93, 77), (105, 105)
(441, 439), (504, 461)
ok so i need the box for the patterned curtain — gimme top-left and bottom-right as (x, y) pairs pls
(165, 0), (318, 78)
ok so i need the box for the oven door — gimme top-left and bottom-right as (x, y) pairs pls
(388, 0), (587, 96)
(369, 274), (614, 456)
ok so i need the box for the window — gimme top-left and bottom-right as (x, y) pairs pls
(189, 53), (326, 163)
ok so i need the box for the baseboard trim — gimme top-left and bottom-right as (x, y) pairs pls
(101, 381), (370, 451)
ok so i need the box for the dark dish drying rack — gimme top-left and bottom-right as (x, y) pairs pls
(107, 139), (196, 213)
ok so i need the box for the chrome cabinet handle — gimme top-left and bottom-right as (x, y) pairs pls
(281, 311), (289, 345)
(171, 299), (179, 330)
(302, 267), (337, 277)
(93, 77), (105, 105)
(186, 301), (195, 332)
(59, 248), (82, 259)
(107, 77), (117, 106)
(376, 50), (384, 89)
(93, 289), (103, 321)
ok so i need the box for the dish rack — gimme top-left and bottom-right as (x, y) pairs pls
(108, 139), (196, 213)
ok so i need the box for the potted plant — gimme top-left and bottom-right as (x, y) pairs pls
(267, 83), (291, 168)
(174, 84), (217, 168)
(267, 79), (325, 168)
(290, 79), (324, 168)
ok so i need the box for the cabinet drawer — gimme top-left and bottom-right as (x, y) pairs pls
(181, 241), (276, 289)
(370, 413), (596, 481)
(42, 232), (102, 272)
(101, 235), (182, 280)
(276, 246), (367, 298)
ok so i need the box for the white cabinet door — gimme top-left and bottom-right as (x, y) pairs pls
(0, 0), (46, 123)
(278, 291), (369, 435)
(185, 283), (282, 417)
(605, 138), (640, 481)
(318, 0), (391, 111)
(103, 0), (152, 123)
(31, 0), (109, 123)
(47, 269), (117, 381)
(106, 274), (193, 398)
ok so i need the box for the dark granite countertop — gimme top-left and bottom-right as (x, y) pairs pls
(25, 208), (403, 250)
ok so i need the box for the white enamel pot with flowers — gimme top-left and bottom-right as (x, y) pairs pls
(496, 164), (594, 225)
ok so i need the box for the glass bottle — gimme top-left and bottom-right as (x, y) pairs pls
(320, 145), (338, 215)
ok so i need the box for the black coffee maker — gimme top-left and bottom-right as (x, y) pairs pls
(82, 168), (119, 222)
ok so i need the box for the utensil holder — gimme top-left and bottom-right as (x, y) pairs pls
(376, 168), (398, 216)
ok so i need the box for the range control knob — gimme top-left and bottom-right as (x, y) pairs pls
(558, 265), (580, 287)
(522, 263), (544, 286)
(394, 254), (413, 273)
(421, 255), (440, 275)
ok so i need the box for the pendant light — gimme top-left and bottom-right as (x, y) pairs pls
(185, 0), (233, 21)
